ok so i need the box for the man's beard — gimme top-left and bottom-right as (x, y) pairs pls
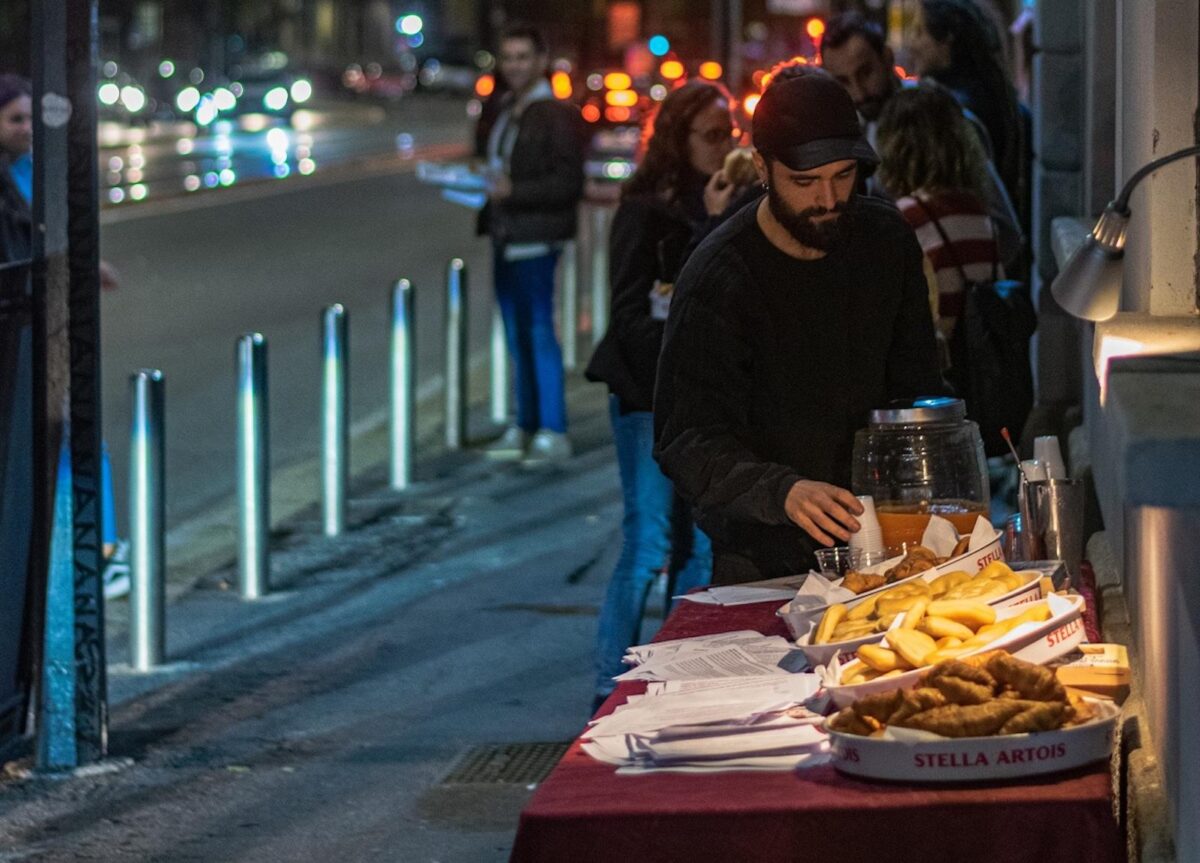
(767, 186), (855, 252)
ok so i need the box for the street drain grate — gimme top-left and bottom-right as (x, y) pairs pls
(440, 742), (570, 785)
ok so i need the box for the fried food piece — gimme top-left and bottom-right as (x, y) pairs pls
(831, 620), (880, 640)
(893, 700), (1026, 738)
(857, 644), (909, 673)
(925, 599), (996, 628)
(986, 653), (1067, 702)
(1065, 693), (1099, 726)
(997, 699), (1071, 734)
(845, 593), (879, 621)
(917, 615), (976, 641)
(885, 687), (948, 725)
(950, 535), (972, 558)
(929, 674), (994, 705)
(922, 659), (996, 689)
(942, 578), (1009, 601)
(887, 629), (938, 667)
(842, 570), (887, 595)
(900, 598), (929, 630)
(929, 570), (972, 596)
(850, 689), (905, 724)
(814, 604), (848, 645)
(828, 707), (876, 736)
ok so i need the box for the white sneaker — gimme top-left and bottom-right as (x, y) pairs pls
(103, 539), (130, 600)
(522, 430), (572, 465)
(485, 425), (529, 461)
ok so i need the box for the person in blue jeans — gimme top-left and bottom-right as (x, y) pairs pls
(586, 81), (750, 706)
(476, 24), (584, 464)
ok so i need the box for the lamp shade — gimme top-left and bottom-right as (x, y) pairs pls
(1050, 206), (1128, 322)
(1050, 236), (1124, 321)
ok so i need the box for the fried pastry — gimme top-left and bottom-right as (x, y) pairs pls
(850, 689), (905, 724)
(997, 700), (1071, 734)
(829, 707), (877, 736)
(893, 700), (1026, 738)
(842, 570), (887, 595)
(987, 653), (1067, 702)
(885, 687), (948, 725)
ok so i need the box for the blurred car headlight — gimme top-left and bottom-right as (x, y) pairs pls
(176, 86), (201, 113)
(290, 79), (313, 103)
(263, 86), (289, 111)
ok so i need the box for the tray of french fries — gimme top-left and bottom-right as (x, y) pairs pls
(777, 516), (1003, 641)
(820, 591), (1086, 708)
(823, 651), (1118, 782)
(792, 560), (1047, 668)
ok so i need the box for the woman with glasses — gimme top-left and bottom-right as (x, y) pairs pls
(585, 80), (747, 710)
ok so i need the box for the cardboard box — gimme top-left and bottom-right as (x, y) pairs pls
(1054, 644), (1131, 702)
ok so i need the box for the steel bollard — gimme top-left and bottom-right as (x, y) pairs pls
(560, 239), (578, 371)
(590, 206), (610, 345)
(129, 369), (165, 670)
(321, 304), (348, 537)
(236, 332), (270, 598)
(444, 258), (468, 449)
(390, 280), (416, 490)
(490, 306), (509, 425)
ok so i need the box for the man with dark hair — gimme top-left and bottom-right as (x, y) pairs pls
(477, 23), (584, 464)
(821, 12), (894, 122)
(821, 11), (1022, 266)
(653, 71), (943, 585)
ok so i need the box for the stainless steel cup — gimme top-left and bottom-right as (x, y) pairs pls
(1020, 479), (1085, 587)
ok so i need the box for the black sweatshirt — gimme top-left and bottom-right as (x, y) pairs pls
(653, 195), (944, 584)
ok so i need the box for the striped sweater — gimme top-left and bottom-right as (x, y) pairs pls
(896, 190), (1003, 339)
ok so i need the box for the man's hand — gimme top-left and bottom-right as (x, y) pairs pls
(489, 173), (514, 201)
(703, 170), (737, 216)
(784, 480), (863, 546)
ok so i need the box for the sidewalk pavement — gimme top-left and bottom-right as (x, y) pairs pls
(0, 373), (658, 862)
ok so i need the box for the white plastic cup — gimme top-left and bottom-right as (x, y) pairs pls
(1020, 459), (1047, 482)
(850, 495), (885, 553)
(1034, 436), (1068, 480)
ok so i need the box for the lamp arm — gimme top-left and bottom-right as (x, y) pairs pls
(1113, 144), (1200, 212)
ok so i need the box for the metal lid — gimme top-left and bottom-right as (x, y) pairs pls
(869, 397), (966, 425)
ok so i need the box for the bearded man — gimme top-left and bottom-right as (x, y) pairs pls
(653, 69), (944, 585)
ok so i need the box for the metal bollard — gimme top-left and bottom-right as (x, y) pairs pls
(490, 306), (509, 425)
(129, 369), (165, 671)
(590, 206), (610, 345)
(390, 279), (416, 491)
(444, 258), (468, 449)
(321, 304), (348, 537)
(236, 332), (270, 599)
(560, 239), (578, 371)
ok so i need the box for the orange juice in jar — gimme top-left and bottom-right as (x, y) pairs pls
(875, 500), (990, 550)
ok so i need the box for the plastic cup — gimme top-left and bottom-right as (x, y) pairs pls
(850, 495), (885, 553)
(813, 546), (854, 577)
(1034, 436), (1068, 480)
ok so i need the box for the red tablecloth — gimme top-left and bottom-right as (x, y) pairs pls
(510, 594), (1123, 863)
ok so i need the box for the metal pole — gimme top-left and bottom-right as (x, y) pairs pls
(321, 304), (348, 537)
(236, 333), (269, 598)
(129, 369), (165, 671)
(390, 280), (416, 491)
(560, 239), (578, 371)
(591, 207), (611, 345)
(444, 258), (468, 450)
(490, 306), (509, 425)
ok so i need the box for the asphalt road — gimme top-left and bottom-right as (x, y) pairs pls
(99, 96), (494, 528)
(0, 384), (634, 862)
